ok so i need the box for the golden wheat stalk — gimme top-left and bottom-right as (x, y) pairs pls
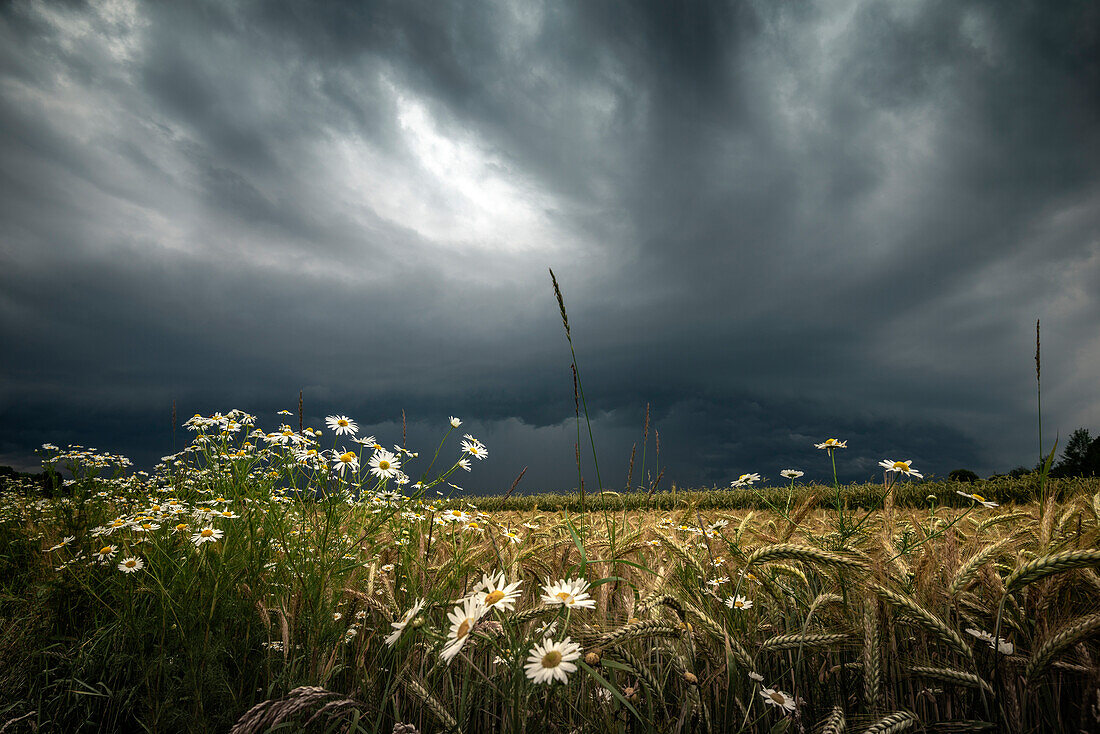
(872, 584), (972, 659)
(637, 592), (686, 618)
(949, 538), (1012, 596)
(1026, 612), (1100, 683)
(1004, 549), (1100, 594)
(743, 543), (868, 572)
(819, 705), (846, 734)
(863, 606), (882, 710)
(405, 678), (460, 733)
(595, 619), (683, 648)
(760, 632), (852, 652)
(909, 666), (993, 694)
(862, 710), (919, 734)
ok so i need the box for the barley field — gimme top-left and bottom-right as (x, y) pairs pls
(1, 411), (1099, 733)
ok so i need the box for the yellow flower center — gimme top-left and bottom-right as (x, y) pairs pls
(125, 560), (137, 568)
(734, 600), (744, 608)
(973, 493), (986, 502)
(339, 451), (356, 463)
(456, 619), (472, 639)
(556, 592), (574, 604)
(176, 524), (187, 531)
(769, 691), (786, 705)
(893, 461), (908, 470)
(99, 546), (112, 555)
(338, 419), (349, 427)
(541, 650), (563, 668)
(378, 460), (390, 470)
(484, 590), (505, 605)
(201, 529), (214, 538)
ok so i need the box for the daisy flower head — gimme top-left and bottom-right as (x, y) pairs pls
(449, 416), (462, 428)
(461, 438), (487, 460)
(369, 449), (401, 480)
(731, 472), (761, 488)
(118, 556), (144, 573)
(501, 529), (522, 544)
(780, 469), (804, 480)
(442, 597), (488, 663)
(385, 598), (425, 647)
(326, 415), (358, 436)
(760, 687), (797, 712)
(725, 595), (753, 610)
(956, 491), (998, 508)
(525, 637), (582, 685)
(471, 571), (524, 612)
(93, 544), (118, 563)
(192, 527), (224, 546)
(814, 438), (847, 451)
(332, 449), (360, 476)
(748, 671), (765, 683)
(879, 459), (923, 478)
(965, 627), (1013, 654)
(541, 577), (597, 610)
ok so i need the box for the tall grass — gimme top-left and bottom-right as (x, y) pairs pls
(1, 416), (1098, 733)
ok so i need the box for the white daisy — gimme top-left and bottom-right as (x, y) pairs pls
(191, 527), (224, 546)
(93, 544), (118, 563)
(814, 438), (847, 451)
(780, 469), (804, 479)
(385, 599), (425, 647)
(326, 415), (359, 436)
(449, 416), (462, 428)
(441, 597), (488, 663)
(470, 572), (523, 612)
(541, 578), (597, 610)
(461, 439), (488, 460)
(332, 449), (360, 476)
(118, 556), (144, 573)
(879, 459), (924, 478)
(965, 627), (1013, 654)
(760, 687), (796, 712)
(725, 595), (753, 610)
(525, 637), (582, 685)
(369, 449), (401, 480)
(956, 491), (998, 508)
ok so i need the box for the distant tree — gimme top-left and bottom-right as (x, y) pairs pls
(1083, 436), (1100, 478)
(1007, 465), (1031, 479)
(948, 469), (979, 483)
(1054, 428), (1093, 477)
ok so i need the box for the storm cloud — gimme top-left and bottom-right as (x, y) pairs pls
(2, 0), (1098, 490)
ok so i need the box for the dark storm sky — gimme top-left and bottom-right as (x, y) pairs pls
(2, 0), (1099, 491)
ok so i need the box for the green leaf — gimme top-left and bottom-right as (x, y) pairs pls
(579, 660), (646, 725)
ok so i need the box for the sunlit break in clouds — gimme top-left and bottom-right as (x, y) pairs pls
(2, 0), (1099, 490)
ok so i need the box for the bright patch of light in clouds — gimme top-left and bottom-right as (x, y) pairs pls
(328, 76), (576, 257)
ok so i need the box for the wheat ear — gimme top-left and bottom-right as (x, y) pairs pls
(1026, 612), (1100, 683)
(819, 705), (846, 734)
(861, 710), (919, 734)
(872, 585), (972, 660)
(1004, 549), (1100, 594)
(909, 666), (993, 694)
(863, 606), (882, 710)
(405, 679), (460, 733)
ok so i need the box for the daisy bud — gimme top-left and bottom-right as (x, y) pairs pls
(585, 652), (601, 666)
